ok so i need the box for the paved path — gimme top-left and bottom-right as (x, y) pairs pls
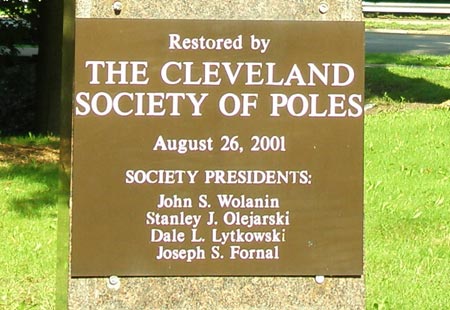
(366, 31), (450, 55)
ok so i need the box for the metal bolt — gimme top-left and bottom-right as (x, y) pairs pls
(315, 275), (325, 284)
(112, 1), (123, 15)
(318, 1), (330, 14)
(107, 275), (121, 290)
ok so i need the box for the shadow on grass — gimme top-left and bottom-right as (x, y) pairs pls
(0, 163), (59, 218)
(366, 67), (450, 104)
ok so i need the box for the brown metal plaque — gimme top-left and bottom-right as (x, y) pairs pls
(72, 19), (364, 277)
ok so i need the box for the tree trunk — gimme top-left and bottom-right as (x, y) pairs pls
(35, 0), (63, 134)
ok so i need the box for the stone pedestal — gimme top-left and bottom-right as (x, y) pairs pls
(58, 1), (365, 309)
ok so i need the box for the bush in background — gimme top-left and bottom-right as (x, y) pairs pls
(0, 59), (36, 135)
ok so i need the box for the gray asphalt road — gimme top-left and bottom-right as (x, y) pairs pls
(366, 31), (450, 55)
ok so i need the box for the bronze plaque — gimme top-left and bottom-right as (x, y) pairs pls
(72, 19), (364, 277)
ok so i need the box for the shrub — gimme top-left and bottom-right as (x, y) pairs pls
(0, 59), (36, 135)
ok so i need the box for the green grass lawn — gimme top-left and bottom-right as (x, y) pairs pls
(366, 54), (450, 106)
(365, 18), (450, 34)
(365, 108), (450, 309)
(365, 54), (450, 308)
(0, 155), (58, 308)
(366, 54), (450, 68)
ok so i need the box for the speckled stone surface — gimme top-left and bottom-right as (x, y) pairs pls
(70, 276), (364, 309)
(76, 0), (363, 21)
(69, 1), (364, 309)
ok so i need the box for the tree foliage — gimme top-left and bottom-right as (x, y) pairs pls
(1, 0), (63, 135)
(0, 0), (40, 55)
(1, 1), (42, 135)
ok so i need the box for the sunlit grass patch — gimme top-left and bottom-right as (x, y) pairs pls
(365, 19), (450, 33)
(0, 137), (58, 309)
(0, 133), (59, 149)
(365, 109), (450, 309)
(366, 53), (450, 67)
